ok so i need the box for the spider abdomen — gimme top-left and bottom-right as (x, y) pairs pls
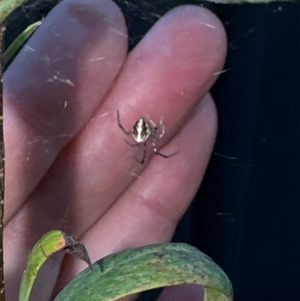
(117, 109), (177, 164)
(131, 118), (151, 143)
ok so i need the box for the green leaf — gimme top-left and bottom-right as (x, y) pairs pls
(0, 0), (27, 23)
(0, 24), (5, 301)
(4, 20), (42, 68)
(19, 230), (92, 301)
(54, 243), (233, 301)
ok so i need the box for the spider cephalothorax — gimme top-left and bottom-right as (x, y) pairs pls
(117, 110), (177, 164)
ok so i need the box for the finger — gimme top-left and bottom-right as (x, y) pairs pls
(8, 5), (226, 238)
(4, 0), (127, 223)
(55, 94), (217, 291)
(5, 6), (226, 299)
(84, 94), (217, 256)
(55, 94), (216, 295)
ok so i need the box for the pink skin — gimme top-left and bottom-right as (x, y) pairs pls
(4, 0), (227, 300)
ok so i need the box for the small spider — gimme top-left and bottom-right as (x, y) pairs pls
(117, 109), (178, 164)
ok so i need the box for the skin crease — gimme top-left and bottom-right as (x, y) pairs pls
(3, 0), (227, 300)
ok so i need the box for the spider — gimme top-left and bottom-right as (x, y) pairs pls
(117, 109), (178, 164)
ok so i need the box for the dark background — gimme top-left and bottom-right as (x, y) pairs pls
(4, 1), (300, 300)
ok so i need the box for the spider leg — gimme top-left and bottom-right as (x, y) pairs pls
(117, 109), (132, 135)
(154, 150), (179, 159)
(147, 115), (156, 128)
(152, 140), (178, 159)
(158, 118), (165, 139)
(133, 142), (147, 164)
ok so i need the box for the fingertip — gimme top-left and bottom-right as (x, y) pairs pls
(4, 0), (128, 222)
(146, 5), (227, 78)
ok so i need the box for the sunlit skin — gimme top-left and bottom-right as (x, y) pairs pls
(3, 0), (227, 300)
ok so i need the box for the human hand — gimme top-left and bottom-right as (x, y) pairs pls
(4, 0), (226, 300)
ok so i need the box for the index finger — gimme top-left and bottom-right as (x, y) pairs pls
(4, 0), (128, 223)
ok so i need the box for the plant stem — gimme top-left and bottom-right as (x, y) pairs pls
(0, 23), (5, 301)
